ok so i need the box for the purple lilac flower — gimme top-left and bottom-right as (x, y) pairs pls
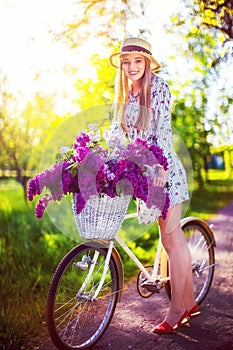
(145, 180), (170, 220)
(74, 133), (90, 148)
(95, 146), (109, 162)
(27, 130), (170, 220)
(80, 151), (104, 171)
(75, 193), (86, 214)
(96, 164), (106, 183)
(116, 178), (134, 196)
(78, 152), (104, 201)
(38, 170), (49, 190)
(62, 162), (79, 194)
(96, 165), (107, 194)
(78, 171), (97, 201)
(35, 194), (52, 218)
(122, 138), (163, 173)
(45, 163), (63, 201)
(27, 175), (41, 201)
(161, 192), (170, 219)
(62, 162), (73, 192)
(73, 146), (90, 162)
(110, 159), (148, 201)
(149, 144), (168, 170)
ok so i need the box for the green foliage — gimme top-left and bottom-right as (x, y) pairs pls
(171, 93), (210, 186)
(187, 169), (233, 219)
(118, 224), (160, 279)
(171, 0), (232, 66)
(0, 93), (66, 198)
(0, 180), (75, 349)
(60, 0), (149, 48)
(194, 0), (233, 40)
(74, 55), (115, 110)
(167, 4), (233, 185)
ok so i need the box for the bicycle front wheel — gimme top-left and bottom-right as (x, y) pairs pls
(46, 242), (119, 350)
(165, 218), (215, 305)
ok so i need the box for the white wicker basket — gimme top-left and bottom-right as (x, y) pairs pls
(72, 194), (131, 240)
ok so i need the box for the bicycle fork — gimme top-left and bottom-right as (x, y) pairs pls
(75, 240), (115, 301)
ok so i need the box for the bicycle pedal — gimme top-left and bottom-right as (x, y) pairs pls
(141, 281), (160, 293)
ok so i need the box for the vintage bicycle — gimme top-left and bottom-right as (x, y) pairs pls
(46, 194), (215, 350)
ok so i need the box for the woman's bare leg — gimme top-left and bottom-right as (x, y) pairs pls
(158, 204), (195, 326)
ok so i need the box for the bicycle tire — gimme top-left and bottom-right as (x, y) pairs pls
(46, 242), (119, 350)
(165, 218), (215, 305)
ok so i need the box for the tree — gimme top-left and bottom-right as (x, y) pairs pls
(172, 0), (233, 67)
(74, 54), (115, 110)
(190, 0), (233, 39)
(171, 87), (211, 187)
(0, 90), (64, 198)
(166, 0), (233, 186)
(166, 27), (222, 186)
(54, 0), (150, 53)
(54, 0), (152, 128)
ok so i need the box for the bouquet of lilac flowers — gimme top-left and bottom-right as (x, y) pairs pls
(27, 125), (170, 220)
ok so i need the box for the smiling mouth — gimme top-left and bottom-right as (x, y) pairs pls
(129, 71), (139, 75)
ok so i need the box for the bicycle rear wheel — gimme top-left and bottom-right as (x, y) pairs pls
(165, 218), (215, 305)
(46, 242), (119, 350)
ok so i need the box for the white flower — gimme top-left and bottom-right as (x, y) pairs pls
(87, 124), (97, 130)
(87, 124), (101, 142)
(60, 146), (70, 154)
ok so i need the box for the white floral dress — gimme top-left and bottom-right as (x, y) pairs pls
(124, 74), (189, 224)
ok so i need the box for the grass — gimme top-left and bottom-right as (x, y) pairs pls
(187, 169), (233, 220)
(0, 170), (233, 349)
(0, 180), (75, 349)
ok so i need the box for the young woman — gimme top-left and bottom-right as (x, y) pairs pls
(109, 37), (199, 333)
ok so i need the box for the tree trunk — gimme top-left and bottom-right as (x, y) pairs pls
(16, 169), (28, 201)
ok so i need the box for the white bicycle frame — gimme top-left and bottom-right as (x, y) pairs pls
(76, 213), (216, 306)
(83, 212), (169, 300)
(115, 212), (168, 283)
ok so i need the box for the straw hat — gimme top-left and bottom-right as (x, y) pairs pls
(109, 37), (161, 72)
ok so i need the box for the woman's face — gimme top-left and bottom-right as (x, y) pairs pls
(121, 53), (146, 82)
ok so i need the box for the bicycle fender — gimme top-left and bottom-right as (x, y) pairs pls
(180, 217), (216, 247)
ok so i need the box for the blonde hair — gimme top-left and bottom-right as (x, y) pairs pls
(114, 57), (153, 131)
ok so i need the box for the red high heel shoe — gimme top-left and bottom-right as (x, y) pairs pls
(153, 310), (191, 334)
(177, 310), (189, 326)
(187, 304), (200, 318)
(153, 320), (174, 334)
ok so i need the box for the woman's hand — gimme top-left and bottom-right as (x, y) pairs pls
(153, 168), (168, 187)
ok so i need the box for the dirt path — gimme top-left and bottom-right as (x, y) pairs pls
(34, 200), (233, 350)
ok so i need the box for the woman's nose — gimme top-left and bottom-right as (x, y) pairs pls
(129, 61), (135, 69)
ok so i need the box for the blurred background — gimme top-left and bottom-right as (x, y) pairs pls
(0, 0), (232, 348)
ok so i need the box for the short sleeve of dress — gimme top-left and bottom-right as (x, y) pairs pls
(151, 76), (173, 168)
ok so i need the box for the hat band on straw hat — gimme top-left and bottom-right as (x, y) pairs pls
(121, 45), (152, 55)
(109, 37), (161, 71)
